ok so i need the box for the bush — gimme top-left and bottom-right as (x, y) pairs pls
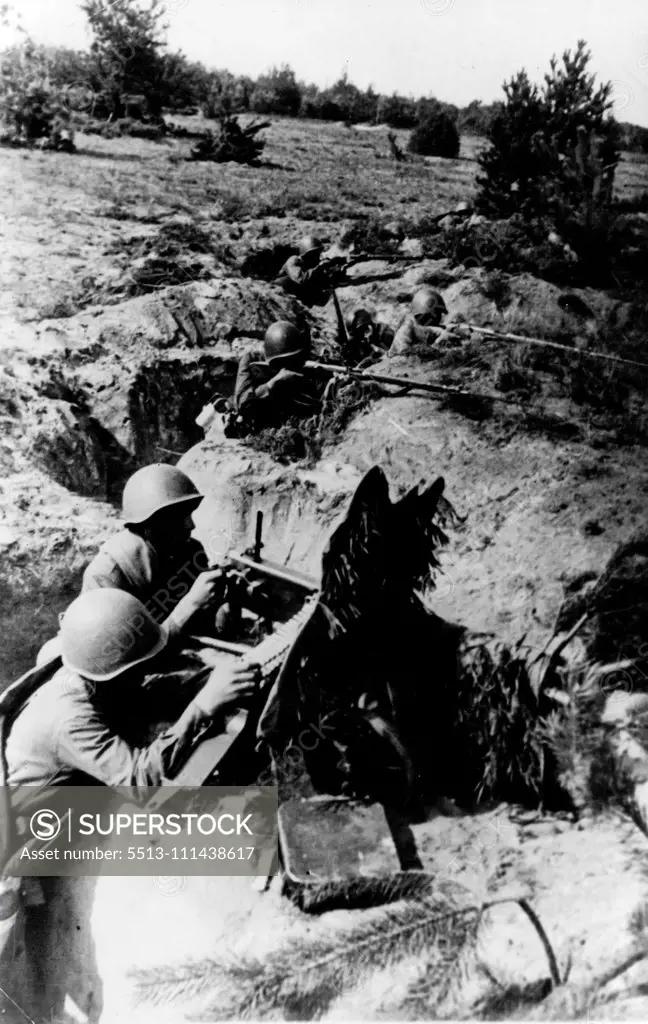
(112, 116), (165, 139)
(249, 64), (301, 117)
(477, 40), (620, 252)
(376, 93), (417, 128)
(0, 39), (75, 150)
(190, 114), (268, 165)
(408, 108), (460, 158)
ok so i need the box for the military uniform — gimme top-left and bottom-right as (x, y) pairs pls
(5, 668), (211, 789)
(82, 529), (209, 626)
(389, 317), (440, 356)
(234, 349), (324, 429)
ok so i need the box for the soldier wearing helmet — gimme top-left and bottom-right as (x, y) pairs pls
(234, 320), (324, 430)
(7, 588), (260, 1021)
(80, 464), (224, 638)
(274, 235), (337, 305)
(389, 287), (449, 356)
(344, 307), (394, 366)
(7, 589), (259, 785)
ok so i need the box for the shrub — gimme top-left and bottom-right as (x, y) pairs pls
(249, 64), (301, 117)
(0, 38), (75, 150)
(190, 114), (268, 165)
(376, 93), (417, 128)
(477, 40), (620, 251)
(408, 107), (460, 158)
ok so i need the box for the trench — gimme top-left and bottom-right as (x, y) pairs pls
(2, 355), (237, 686)
(25, 354), (239, 500)
(1, 352), (362, 688)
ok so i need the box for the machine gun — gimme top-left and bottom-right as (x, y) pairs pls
(148, 512), (319, 800)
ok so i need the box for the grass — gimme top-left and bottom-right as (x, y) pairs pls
(246, 379), (380, 465)
(4, 115), (647, 324)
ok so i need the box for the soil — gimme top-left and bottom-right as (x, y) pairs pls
(1, 120), (648, 1018)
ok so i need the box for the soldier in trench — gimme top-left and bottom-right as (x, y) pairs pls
(388, 287), (454, 356)
(37, 463), (226, 664)
(274, 234), (327, 303)
(5, 588), (260, 1022)
(233, 320), (325, 432)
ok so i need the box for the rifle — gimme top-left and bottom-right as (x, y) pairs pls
(455, 322), (648, 374)
(303, 360), (528, 408)
(331, 289), (353, 366)
(321, 252), (421, 274)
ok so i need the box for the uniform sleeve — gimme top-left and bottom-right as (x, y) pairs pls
(55, 697), (215, 789)
(389, 319), (417, 356)
(284, 256), (304, 284)
(82, 552), (129, 593)
(234, 350), (271, 414)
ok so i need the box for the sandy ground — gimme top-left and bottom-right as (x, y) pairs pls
(1, 124), (648, 1018)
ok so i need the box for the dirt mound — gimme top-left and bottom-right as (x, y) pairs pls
(331, 267), (632, 358)
(0, 468), (117, 689)
(181, 437), (361, 574)
(1, 280), (308, 497)
(443, 270), (627, 336)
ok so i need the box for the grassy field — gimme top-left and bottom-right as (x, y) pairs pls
(2, 115), (646, 328)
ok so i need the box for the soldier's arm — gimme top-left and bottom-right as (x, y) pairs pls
(56, 697), (215, 789)
(389, 318), (417, 356)
(234, 350), (270, 412)
(81, 553), (129, 593)
(56, 662), (257, 789)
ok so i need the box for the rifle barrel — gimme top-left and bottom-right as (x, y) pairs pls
(304, 361), (524, 406)
(463, 323), (648, 373)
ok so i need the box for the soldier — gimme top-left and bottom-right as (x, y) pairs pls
(234, 321), (324, 431)
(274, 235), (325, 300)
(7, 589), (259, 789)
(389, 287), (450, 356)
(81, 463), (224, 636)
(6, 589), (259, 1021)
(345, 308), (394, 365)
(36, 465), (224, 665)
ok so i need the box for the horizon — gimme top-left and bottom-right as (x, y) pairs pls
(4, 0), (648, 128)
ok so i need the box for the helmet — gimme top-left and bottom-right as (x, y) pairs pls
(346, 308), (373, 333)
(411, 287), (447, 323)
(263, 321), (309, 364)
(61, 589), (167, 682)
(122, 464), (203, 525)
(298, 235), (324, 259)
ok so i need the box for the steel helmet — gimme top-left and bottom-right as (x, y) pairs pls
(298, 235), (324, 259)
(122, 464), (203, 525)
(263, 321), (309, 364)
(346, 308), (373, 332)
(411, 287), (447, 323)
(61, 589), (168, 682)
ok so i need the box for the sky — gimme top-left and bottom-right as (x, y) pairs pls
(4, 0), (648, 127)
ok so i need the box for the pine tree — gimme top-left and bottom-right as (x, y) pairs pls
(477, 41), (619, 224)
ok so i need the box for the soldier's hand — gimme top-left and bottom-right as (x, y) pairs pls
(186, 568), (226, 612)
(195, 661), (261, 716)
(268, 368), (303, 390)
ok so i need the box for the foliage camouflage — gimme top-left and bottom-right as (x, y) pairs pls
(257, 467), (579, 811)
(190, 113), (269, 165)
